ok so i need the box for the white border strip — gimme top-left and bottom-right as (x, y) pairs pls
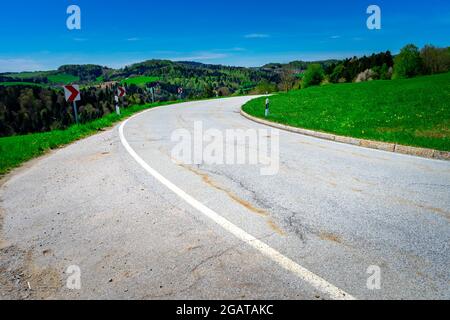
(119, 104), (356, 300)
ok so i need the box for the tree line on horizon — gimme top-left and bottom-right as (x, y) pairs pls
(299, 44), (450, 89)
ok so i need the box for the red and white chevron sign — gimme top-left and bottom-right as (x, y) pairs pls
(63, 85), (81, 102)
(117, 86), (126, 97)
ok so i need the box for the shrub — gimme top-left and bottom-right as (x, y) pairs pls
(302, 64), (324, 88)
(253, 80), (277, 94)
(355, 69), (376, 82)
(393, 44), (423, 79)
(330, 64), (345, 83)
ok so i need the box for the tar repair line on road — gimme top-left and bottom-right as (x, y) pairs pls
(118, 104), (356, 300)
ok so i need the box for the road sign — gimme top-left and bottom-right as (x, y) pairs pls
(114, 95), (121, 115)
(63, 85), (81, 124)
(117, 86), (126, 97)
(63, 85), (81, 102)
(115, 87), (126, 115)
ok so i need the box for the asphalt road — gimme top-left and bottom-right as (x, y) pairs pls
(1, 96), (449, 300)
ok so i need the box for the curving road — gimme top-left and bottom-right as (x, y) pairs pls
(1, 96), (449, 300)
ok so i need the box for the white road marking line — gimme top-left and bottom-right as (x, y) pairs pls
(119, 104), (356, 300)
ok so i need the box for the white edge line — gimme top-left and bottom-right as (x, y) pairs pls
(118, 102), (356, 300)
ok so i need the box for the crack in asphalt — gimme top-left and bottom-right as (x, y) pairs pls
(197, 165), (311, 243)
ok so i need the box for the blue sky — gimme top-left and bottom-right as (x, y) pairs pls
(1, 0), (449, 72)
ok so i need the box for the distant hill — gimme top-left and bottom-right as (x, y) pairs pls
(0, 55), (384, 91)
(1, 64), (112, 85)
(1, 60), (276, 95)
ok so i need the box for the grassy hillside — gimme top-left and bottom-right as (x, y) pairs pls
(243, 72), (450, 151)
(0, 72), (80, 87)
(47, 73), (80, 84)
(121, 76), (160, 87)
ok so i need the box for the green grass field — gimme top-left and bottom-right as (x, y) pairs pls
(121, 76), (159, 87)
(47, 73), (80, 84)
(1, 72), (79, 86)
(243, 72), (450, 151)
(0, 101), (175, 175)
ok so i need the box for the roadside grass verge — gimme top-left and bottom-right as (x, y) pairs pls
(243, 72), (450, 151)
(0, 101), (174, 176)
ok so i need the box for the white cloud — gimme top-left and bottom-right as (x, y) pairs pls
(126, 37), (140, 41)
(244, 33), (270, 39)
(0, 59), (45, 73)
(212, 47), (247, 52)
(330, 35), (341, 39)
(229, 47), (246, 52)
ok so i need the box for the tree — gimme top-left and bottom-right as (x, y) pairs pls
(379, 63), (392, 80)
(279, 69), (296, 92)
(202, 84), (215, 98)
(393, 44), (423, 79)
(329, 64), (345, 83)
(420, 45), (450, 74)
(302, 64), (324, 88)
(217, 86), (231, 96)
(253, 80), (277, 94)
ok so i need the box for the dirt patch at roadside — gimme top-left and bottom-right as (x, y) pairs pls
(0, 199), (62, 299)
(0, 242), (62, 300)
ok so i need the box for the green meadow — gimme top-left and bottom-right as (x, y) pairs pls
(243, 72), (450, 151)
(121, 76), (160, 87)
(47, 73), (80, 84)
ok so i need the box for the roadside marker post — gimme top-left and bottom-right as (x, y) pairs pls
(147, 86), (155, 104)
(265, 97), (270, 117)
(73, 101), (79, 123)
(63, 85), (81, 124)
(115, 95), (120, 115)
(116, 86), (126, 115)
(178, 87), (183, 100)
